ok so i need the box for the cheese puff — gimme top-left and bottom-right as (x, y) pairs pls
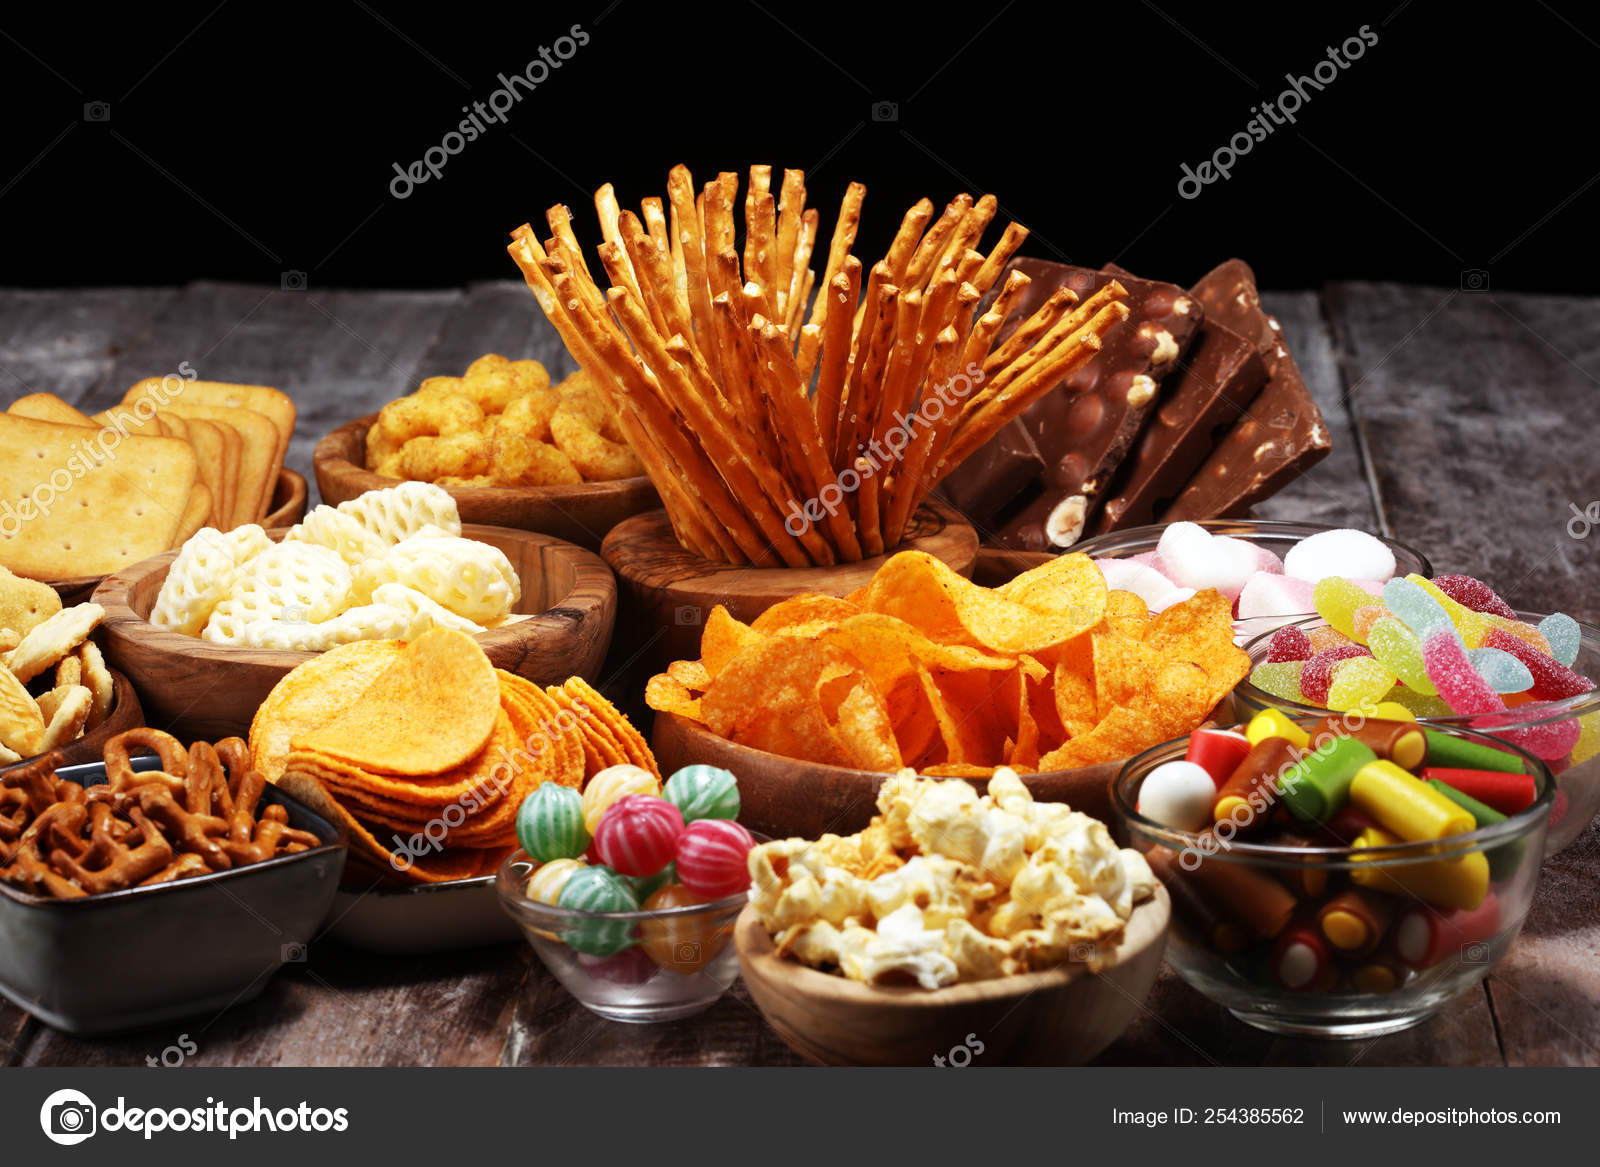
(429, 393), (486, 436)
(373, 453), (404, 479)
(493, 387), (560, 444)
(436, 475), (495, 487)
(551, 408), (643, 481)
(489, 432), (582, 486)
(553, 369), (593, 396)
(365, 420), (402, 470)
(401, 431), (491, 481)
(418, 375), (469, 397)
(460, 368), (524, 414)
(377, 395), (439, 444)
(507, 359), (551, 395)
(465, 354), (510, 379)
(555, 383), (608, 430)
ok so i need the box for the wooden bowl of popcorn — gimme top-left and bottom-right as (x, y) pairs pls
(92, 489), (616, 741)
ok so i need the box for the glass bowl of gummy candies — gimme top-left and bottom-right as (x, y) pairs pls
(1113, 712), (1555, 1038)
(496, 763), (759, 1022)
(1234, 570), (1600, 855)
(1071, 520), (1433, 645)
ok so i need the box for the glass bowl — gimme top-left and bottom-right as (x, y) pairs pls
(1113, 720), (1553, 1038)
(1235, 613), (1600, 855)
(1073, 519), (1434, 645)
(495, 851), (748, 1023)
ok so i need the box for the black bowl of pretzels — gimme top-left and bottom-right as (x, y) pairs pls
(0, 728), (345, 1034)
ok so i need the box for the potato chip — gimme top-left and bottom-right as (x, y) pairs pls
(818, 613), (1012, 698)
(297, 628), (498, 775)
(750, 594), (862, 634)
(702, 638), (859, 768)
(666, 659), (710, 690)
(996, 552), (1109, 632)
(830, 678), (902, 771)
(700, 605), (764, 676)
(1102, 589), (1151, 640)
(250, 640), (408, 782)
(645, 673), (703, 722)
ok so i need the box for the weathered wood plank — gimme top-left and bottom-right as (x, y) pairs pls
(0, 288), (180, 409)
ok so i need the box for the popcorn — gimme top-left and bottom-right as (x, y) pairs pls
(748, 769), (1158, 987)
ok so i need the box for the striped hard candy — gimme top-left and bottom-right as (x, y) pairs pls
(662, 765), (740, 823)
(555, 865), (639, 956)
(594, 795), (684, 877)
(581, 764), (660, 834)
(674, 819), (756, 900)
(516, 782), (590, 863)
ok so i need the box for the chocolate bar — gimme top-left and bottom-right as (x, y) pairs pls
(945, 259), (1202, 550)
(935, 418), (1044, 538)
(1089, 262), (1268, 534)
(1163, 259), (1330, 520)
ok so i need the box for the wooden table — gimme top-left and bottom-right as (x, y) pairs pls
(1, 281), (1595, 1067)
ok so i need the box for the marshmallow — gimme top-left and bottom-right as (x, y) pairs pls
(1283, 529), (1397, 584)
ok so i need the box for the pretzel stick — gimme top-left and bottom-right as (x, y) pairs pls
(882, 326), (961, 546)
(933, 192), (996, 281)
(745, 188), (780, 319)
(797, 181), (866, 382)
(787, 267), (815, 339)
(614, 211), (674, 338)
(984, 286), (1078, 374)
(813, 257), (861, 466)
(773, 169), (806, 317)
(594, 184), (645, 307)
(836, 272), (897, 479)
(885, 198), (935, 283)
(710, 279), (786, 477)
(666, 166), (715, 354)
(702, 175), (739, 302)
(641, 197), (670, 252)
(856, 287), (922, 550)
(984, 268), (1032, 334)
(903, 194), (971, 292)
(985, 281), (1127, 388)
(785, 209), (818, 337)
(971, 221), (1029, 295)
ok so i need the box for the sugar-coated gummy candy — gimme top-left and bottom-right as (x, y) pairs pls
(1367, 616), (1438, 696)
(581, 764), (660, 834)
(1137, 760), (1217, 831)
(1538, 613), (1580, 668)
(1473, 710), (1582, 763)
(1313, 577), (1372, 638)
(516, 782), (590, 863)
(1237, 572), (1317, 620)
(1250, 661), (1308, 704)
(1351, 605), (1389, 644)
(1302, 644), (1372, 705)
(662, 764), (741, 822)
(1099, 558), (1181, 606)
(1382, 578), (1457, 643)
(1466, 647), (1535, 694)
(1409, 576), (1487, 647)
(1265, 624), (1314, 663)
(1326, 656), (1396, 713)
(1422, 628), (1505, 715)
(1431, 574), (1517, 620)
(1378, 686), (1454, 719)
(1307, 625), (1356, 653)
(1283, 529), (1397, 584)
(526, 857), (585, 905)
(674, 819), (756, 900)
(1482, 614), (1552, 656)
(593, 794), (685, 877)
(1482, 627), (1595, 702)
(555, 865), (641, 956)
(1574, 712), (1600, 766)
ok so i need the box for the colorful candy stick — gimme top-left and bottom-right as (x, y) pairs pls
(1213, 737), (1301, 828)
(1371, 701), (1418, 723)
(1419, 766), (1535, 814)
(1185, 838), (1300, 939)
(1317, 887), (1396, 956)
(1309, 715), (1427, 769)
(1271, 919), (1335, 991)
(1538, 612), (1580, 668)
(1269, 831), (1330, 897)
(1367, 616), (1438, 696)
(1430, 574), (1517, 620)
(1246, 707), (1310, 749)
(1482, 627), (1595, 702)
(1320, 804), (1381, 845)
(1277, 736), (1377, 823)
(1145, 846), (1249, 954)
(1350, 956), (1409, 993)
(1350, 759), (1476, 842)
(1424, 730), (1524, 774)
(1186, 728), (1253, 787)
(1349, 826), (1489, 911)
(1425, 778), (1525, 880)
(1391, 893), (1502, 969)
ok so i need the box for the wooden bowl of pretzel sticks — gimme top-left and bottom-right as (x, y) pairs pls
(506, 163), (1132, 568)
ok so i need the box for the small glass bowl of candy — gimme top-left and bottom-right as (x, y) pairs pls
(1071, 520), (1432, 643)
(495, 850), (752, 1023)
(1112, 720), (1554, 1038)
(1236, 613), (1600, 856)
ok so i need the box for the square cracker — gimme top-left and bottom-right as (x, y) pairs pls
(170, 481), (212, 547)
(183, 417), (229, 525)
(153, 403), (276, 525)
(125, 381), (291, 518)
(8, 393), (95, 427)
(0, 414), (197, 577)
(92, 405), (170, 438)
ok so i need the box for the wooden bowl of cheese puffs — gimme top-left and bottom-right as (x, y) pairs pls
(314, 355), (658, 552)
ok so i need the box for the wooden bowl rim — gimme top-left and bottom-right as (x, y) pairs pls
(314, 414), (654, 501)
(656, 710), (1127, 786)
(90, 523), (615, 667)
(0, 669), (142, 774)
(735, 887), (1169, 1008)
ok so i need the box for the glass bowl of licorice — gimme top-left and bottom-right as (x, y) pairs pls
(1111, 715), (1554, 1038)
(1235, 612), (1600, 856)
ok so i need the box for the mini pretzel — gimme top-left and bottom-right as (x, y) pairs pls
(102, 728), (188, 796)
(51, 805), (174, 894)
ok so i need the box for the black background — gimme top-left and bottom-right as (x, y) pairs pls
(2, 1), (1594, 293)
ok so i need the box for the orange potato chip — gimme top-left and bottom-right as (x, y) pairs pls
(666, 659), (711, 690)
(884, 673), (941, 770)
(701, 638), (859, 768)
(249, 640), (406, 783)
(562, 677), (659, 778)
(646, 673), (703, 722)
(996, 552), (1109, 633)
(830, 678), (902, 771)
(1102, 589), (1152, 640)
(750, 594), (861, 634)
(545, 684), (626, 774)
(298, 628), (498, 776)
(818, 613), (1012, 697)
(701, 605), (765, 676)
(497, 673), (585, 790)
(920, 763), (998, 778)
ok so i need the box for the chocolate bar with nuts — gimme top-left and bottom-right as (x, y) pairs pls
(1088, 262), (1269, 534)
(973, 259), (1203, 550)
(1162, 259), (1330, 520)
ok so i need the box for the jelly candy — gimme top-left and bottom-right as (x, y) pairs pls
(1466, 647), (1534, 694)
(1250, 661), (1308, 703)
(1307, 625), (1357, 653)
(1482, 614), (1552, 657)
(1430, 574), (1516, 619)
(674, 819), (756, 900)
(1422, 629), (1505, 715)
(662, 764), (741, 822)
(1482, 627), (1595, 702)
(516, 782), (590, 863)
(1408, 575), (1487, 647)
(1302, 644), (1372, 705)
(556, 866), (640, 956)
(1538, 613), (1580, 668)
(581, 764), (660, 834)
(1265, 624), (1315, 663)
(1574, 712), (1600, 766)
(1326, 656), (1397, 713)
(1378, 686), (1454, 719)
(1314, 577), (1372, 638)
(1367, 616), (1438, 696)
(1351, 605), (1389, 644)
(1473, 710), (1582, 763)
(1382, 578), (1456, 643)
(594, 794), (685, 877)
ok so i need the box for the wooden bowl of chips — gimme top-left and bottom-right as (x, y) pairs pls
(313, 416), (660, 553)
(653, 711), (1123, 838)
(92, 525), (616, 742)
(0, 669), (143, 776)
(735, 887), (1170, 1066)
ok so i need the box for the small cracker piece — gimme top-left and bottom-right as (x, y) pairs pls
(5, 602), (104, 684)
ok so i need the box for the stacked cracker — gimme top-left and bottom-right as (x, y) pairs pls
(0, 566), (112, 764)
(0, 381), (294, 580)
(508, 164), (1132, 566)
(254, 629), (659, 884)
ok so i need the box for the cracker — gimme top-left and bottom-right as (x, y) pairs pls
(184, 418), (229, 526)
(0, 415), (197, 578)
(0, 566), (60, 639)
(156, 411), (191, 442)
(126, 381), (292, 521)
(4, 602), (104, 684)
(0, 628), (17, 655)
(210, 419), (243, 525)
(54, 653), (82, 688)
(147, 402), (276, 525)
(77, 640), (114, 730)
(171, 482), (213, 548)
(37, 684), (91, 750)
(90, 404), (168, 438)
(0, 666), (45, 757)
(7, 393), (94, 427)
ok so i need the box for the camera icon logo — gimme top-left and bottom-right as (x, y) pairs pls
(83, 101), (111, 123)
(39, 1088), (97, 1145)
(871, 100), (899, 122)
(674, 605), (702, 626)
(1462, 940), (1490, 964)
(673, 941), (701, 964)
(1460, 268), (1490, 292)
(281, 942), (308, 962)
(281, 270), (308, 292)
